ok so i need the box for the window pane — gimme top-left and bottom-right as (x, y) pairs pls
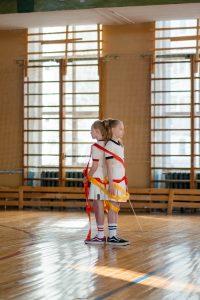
(152, 143), (190, 155)
(153, 156), (190, 168)
(152, 91), (190, 104)
(152, 105), (190, 117)
(151, 130), (190, 142)
(152, 118), (190, 129)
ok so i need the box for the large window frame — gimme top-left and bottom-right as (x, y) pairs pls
(151, 19), (200, 189)
(23, 25), (102, 187)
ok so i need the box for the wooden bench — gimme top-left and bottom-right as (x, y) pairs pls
(0, 186), (200, 214)
(171, 189), (200, 213)
(0, 186), (20, 208)
(122, 188), (171, 213)
(20, 186), (85, 209)
(21, 187), (172, 213)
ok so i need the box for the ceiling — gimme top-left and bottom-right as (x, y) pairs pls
(0, 3), (200, 29)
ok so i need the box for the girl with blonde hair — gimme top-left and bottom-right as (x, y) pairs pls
(104, 118), (130, 246)
(83, 120), (107, 244)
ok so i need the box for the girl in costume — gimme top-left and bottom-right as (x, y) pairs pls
(83, 120), (107, 244)
(104, 118), (130, 246)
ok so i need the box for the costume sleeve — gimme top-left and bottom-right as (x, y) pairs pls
(91, 144), (101, 161)
(105, 141), (114, 159)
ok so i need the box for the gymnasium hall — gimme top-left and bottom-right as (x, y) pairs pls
(0, 1), (200, 299)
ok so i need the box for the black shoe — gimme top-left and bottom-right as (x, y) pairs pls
(85, 235), (106, 245)
(107, 236), (130, 246)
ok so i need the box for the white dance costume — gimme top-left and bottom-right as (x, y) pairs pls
(89, 140), (107, 201)
(105, 139), (128, 202)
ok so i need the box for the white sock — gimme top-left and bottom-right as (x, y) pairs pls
(108, 223), (117, 238)
(97, 224), (104, 239)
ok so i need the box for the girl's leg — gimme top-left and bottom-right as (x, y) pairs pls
(107, 202), (130, 245)
(107, 201), (120, 238)
(93, 200), (105, 238)
(93, 200), (97, 220)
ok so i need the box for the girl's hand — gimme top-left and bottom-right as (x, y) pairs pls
(108, 184), (115, 195)
(83, 176), (87, 184)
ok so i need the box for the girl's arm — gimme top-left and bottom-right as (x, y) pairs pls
(88, 161), (98, 177)
(106, 159), (115, 195)
(83, 161), (98, 184)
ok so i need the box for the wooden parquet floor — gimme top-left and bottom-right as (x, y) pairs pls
(0, 210), (199, 300)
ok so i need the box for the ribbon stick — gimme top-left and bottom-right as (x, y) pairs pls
(128, 198), (143, 232)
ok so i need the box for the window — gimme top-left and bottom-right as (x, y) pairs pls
(151, 19), (200, 188)
(24, 25), (102, 186)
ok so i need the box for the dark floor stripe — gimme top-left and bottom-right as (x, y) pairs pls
(94, 271), (157, 300)
(0, 224), (36, 238)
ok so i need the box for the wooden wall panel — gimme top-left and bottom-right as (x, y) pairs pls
(0, 29), (27, 186)
(102, 23), (154, 187)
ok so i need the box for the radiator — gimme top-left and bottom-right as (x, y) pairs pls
(40, 171), (83, 187)
(164, 172), (190, 189)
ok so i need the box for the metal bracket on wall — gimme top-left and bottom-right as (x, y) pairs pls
(0, 169), (23, 174)
(102, 54), (119, 62)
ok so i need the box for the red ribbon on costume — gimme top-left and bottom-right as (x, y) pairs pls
(83, 149), (93, 241)
(94, 143), (128, 185)
(113, 176), (128, 185)
(93, 143), (125, 168)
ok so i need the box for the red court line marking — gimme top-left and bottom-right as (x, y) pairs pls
(0, 250), (22, 261)
(0, 224), (37, 261)
(0, 242), (36, 261)
(0, 224), (36, 238)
